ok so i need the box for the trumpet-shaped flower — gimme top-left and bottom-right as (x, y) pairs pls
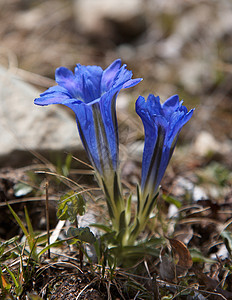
(136, 94), (194, 202)
(34, 59), (142, 177)
(34, 59), (141, 232)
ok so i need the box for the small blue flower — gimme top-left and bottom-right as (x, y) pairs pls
(136, 94), (194, 200)
(35, 59), (142, 176)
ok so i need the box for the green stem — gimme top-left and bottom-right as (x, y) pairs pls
(99, 172), (125, 235)
(126, 189), (159, 245)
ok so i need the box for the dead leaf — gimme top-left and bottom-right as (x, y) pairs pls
(168, 238), (193, 275)
(1, 274), (10, 289)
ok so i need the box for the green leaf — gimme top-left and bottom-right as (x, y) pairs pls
(34, 233), (49, 246)
(62, 153), (73, 177)
(221, 230), (232, 255)
(24, 206), (38, 261)
(67, 227), (96, 244)
(190, 248), (215, 263)
(24, 207), (35, 239)
(38, 240), (64, 258)
(2, 265), (19, 289)
(57, 191), (86, 223)
(113, 172), (122, 207)
(13, 183), (33, 197)
(1, 236), (19, 247)
(119, 210), (126, 232)
(8, 204), (28, 238)
(90, 223), (113, 233)
(0, 236), (19, 258)
(102, 179), (115, 220)
(121, 242), (161, 257)
(0, 238), (20, 263)
(107, 253), (117, 270)
(125, 195), (132, 226)
(145, 191), (159, 219)
(0, 250), (18, 263)
(162, 194), (182, 208)
(130, 218), (140, 239)
(136, 185), (141, 214)
(110, 238), (163, 266)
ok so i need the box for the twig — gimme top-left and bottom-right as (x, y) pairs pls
(133, 291), (140, 300)
(74, 216), (83, 270)
(76, 278), (97, 299)
(67, 153), (94, 170)
(45, 180), (50, 259)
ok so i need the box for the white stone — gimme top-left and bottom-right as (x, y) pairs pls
(174, 177), (207, 202)
(178, 60), (213, 94)
(73, 0), (144, 34)
(0, 66), (81, 165)
(194, 131), (220, 156)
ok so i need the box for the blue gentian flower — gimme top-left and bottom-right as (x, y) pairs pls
(136, 94), (194, 201)
(34, 59), (142, 177)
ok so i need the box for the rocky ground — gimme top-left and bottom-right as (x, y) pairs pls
(0, 0), (232, 299)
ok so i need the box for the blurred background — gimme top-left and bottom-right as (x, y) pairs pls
(0, 0), (231, 197)
(1, 0), (232, 132)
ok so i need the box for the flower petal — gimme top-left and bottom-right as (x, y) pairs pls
(75, 64), (103, 102)
(122, 78), (143, 89)
(66, 102), (101, 172)
(55, 67), (83, 100)
(101, 59), (122, 92)
(34, 86), (74, 105)
(162, 94), (180, 111)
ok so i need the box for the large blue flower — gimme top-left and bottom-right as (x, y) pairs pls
(34, 59), (142, 177)
(136, 94), (194, 200)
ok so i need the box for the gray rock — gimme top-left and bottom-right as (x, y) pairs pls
(0, 66), (82, 166)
